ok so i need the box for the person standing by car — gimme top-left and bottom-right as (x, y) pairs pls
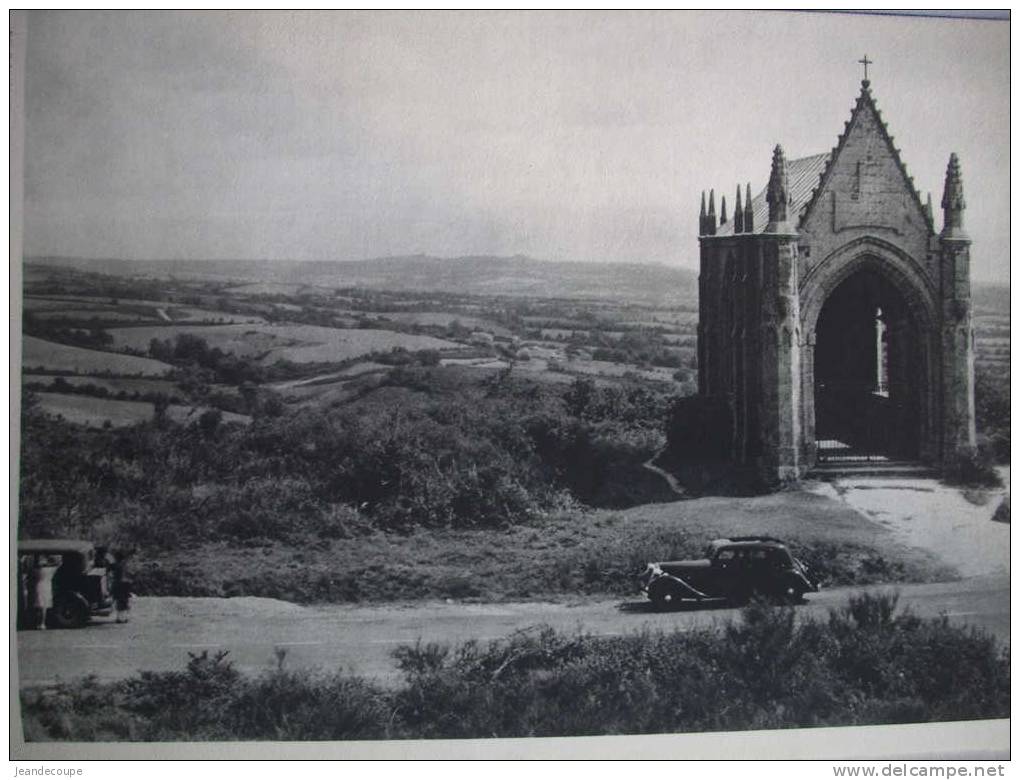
(110, 550), (133, 623)
(93, 546), (112, 570)
(29, 555), (56, 629)
(17, 556), (28, 629)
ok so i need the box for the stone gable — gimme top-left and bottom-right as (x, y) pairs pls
(798, 91), (933, 288)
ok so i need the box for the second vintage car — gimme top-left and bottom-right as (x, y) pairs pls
(640, 536), (819, 609)
(17, 539), (115, 629)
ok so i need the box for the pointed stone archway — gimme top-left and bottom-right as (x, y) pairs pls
(799, 240), (939, 467)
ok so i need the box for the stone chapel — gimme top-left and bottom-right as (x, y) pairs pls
(696, 75), (976, 482)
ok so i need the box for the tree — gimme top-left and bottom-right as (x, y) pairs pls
(417, 349), (441, 367)
(198, 408), (223, 438)
(564, 376), (596, 418)
(153, 394), (170, 427)
(239, 381), (259, 414)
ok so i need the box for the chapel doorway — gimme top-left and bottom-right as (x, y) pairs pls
(813, 267), (922, 462)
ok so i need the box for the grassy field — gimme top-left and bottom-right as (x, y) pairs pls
(263, 327), (463, 364)
(33, 309), (162, 323)
(376, 311), (511, 335)
(442, 351), (683, 387)
(225, 282), (327, 296)
(132, 488), (953, 604)
(24, 297), (112, 311)
(23, 336), (173, 376)
(25, 296), (164, 323)
(33, 392), (250, 429)
(28, 295), (172, 308)
(107, 323), (465, 364)
(165, 307), (264, 324)
(33, 393), (155, 427)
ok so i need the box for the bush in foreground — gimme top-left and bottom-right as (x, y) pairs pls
(21, 595), (1008, 742)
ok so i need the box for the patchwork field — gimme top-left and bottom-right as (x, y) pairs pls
(23, 336), (173, 376)
(108, 324), (466, 364)
(21, 265), (1005, 455)
(33, 392), (250, 428)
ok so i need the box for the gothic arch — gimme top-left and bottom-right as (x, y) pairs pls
(798, 238), (939, 464)
(800, 237), (937, 335)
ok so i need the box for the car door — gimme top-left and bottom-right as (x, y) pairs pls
(745, 548), (777, 593)
(710, 547), (745, 597)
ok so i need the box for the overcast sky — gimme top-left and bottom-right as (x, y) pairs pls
(20, 11), (1009, 281)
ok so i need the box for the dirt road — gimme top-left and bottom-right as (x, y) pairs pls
(16, 574), (1008, 688)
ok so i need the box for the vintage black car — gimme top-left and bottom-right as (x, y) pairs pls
(17, 539), (114, 628)
(640, 536), (819, 609)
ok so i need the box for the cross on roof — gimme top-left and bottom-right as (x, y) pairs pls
(858, 54), (873, 82)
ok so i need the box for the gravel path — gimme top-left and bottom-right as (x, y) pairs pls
(16, 575), (1009, 687)
(807, 473), (1010, 578)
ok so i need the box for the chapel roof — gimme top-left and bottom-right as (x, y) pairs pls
(712, 81), (934, 238)
(714, 152), (829, 237)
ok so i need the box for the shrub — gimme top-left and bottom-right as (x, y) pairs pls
(942, 447), (1002, 488)
(664, 395), (731, 462)
(975, 363), (1009, 463)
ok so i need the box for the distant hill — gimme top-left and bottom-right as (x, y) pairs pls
(24, 255), (701, 307)
(23, 254), (1008, 314)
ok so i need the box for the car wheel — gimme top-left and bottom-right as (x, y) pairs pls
(51, 595), (89, 629)
(650, 580), (684, 611)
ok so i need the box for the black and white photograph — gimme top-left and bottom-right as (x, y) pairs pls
(10, 10), (1010, 760)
